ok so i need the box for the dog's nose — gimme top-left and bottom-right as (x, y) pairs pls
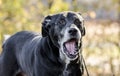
(68, 28), (77, 35)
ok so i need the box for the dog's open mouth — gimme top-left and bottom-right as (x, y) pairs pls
(63, 38), (79, 59)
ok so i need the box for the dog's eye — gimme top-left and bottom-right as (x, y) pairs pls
(74, 19), (81, 25)
(58, 19), (66, 25)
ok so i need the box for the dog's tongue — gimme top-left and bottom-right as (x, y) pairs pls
(65, 40), (76, 55)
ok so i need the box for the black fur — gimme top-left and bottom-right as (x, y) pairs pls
(0, 11), (85, 76)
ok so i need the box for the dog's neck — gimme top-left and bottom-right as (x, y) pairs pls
(62, 57), (84, 76)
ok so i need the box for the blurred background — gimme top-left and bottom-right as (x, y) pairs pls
(0, 0), (120, 76)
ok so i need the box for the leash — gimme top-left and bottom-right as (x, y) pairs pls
(79, 40), (89, 76)
(81, 54), (89, 76)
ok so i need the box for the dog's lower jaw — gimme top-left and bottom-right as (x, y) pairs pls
(59, 48), (79, 65)
(59, 51), (82, 76)
(60, 49), (70, 64)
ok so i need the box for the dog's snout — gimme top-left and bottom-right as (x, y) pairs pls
(68, 28), (77, 35)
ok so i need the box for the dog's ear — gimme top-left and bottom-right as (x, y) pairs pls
(77, 12), (86, 36)
(81, 20), (86, 36)
(82, 27), (85, 36)
(42, 15), (52, 37)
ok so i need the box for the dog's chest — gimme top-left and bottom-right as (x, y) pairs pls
(61, 63), (72, 76)
(63, 69), (71, 76)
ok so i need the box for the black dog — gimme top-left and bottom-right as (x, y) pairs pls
(0, 11), (85, 76)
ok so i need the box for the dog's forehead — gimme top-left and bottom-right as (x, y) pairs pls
(61, 12), (84, 21)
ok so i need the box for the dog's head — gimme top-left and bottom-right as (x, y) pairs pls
(42, 11), (85, 61)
